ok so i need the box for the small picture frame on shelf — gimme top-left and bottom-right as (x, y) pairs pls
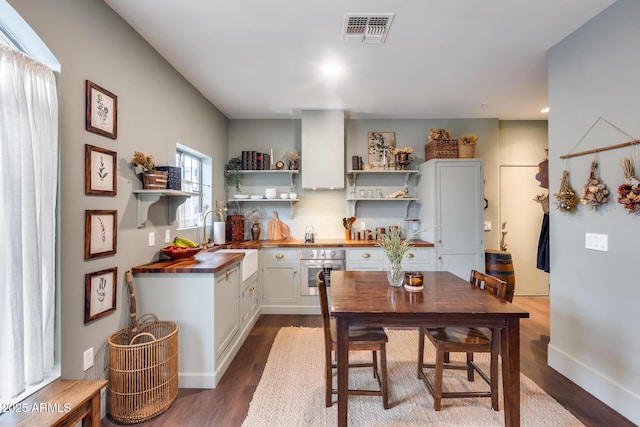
(368, 132), (396, 169)
(85, 144), (117, 196)
(85, 80), (117, 139)
(84, 267), (117, 323)
(84, 210), (117, 259)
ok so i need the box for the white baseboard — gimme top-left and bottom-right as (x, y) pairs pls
(548, 343), (640, 425)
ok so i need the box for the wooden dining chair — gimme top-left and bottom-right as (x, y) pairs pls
(417, 269), (507, 411)
(317, 270), (390, 409)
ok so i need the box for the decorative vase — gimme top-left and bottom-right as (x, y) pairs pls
(387, 259), (404, 287)
(251, 223), (260, 241)
(395, 153), (411, 170)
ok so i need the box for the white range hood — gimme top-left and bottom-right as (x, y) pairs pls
(301, 110), (345, 190)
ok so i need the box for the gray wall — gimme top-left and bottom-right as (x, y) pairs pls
(9, 0), (229, 379)
(548, 0), (639, 423)
(230, 118), (502, 241)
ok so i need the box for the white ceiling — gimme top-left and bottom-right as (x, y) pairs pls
(104, 0), (615, 120)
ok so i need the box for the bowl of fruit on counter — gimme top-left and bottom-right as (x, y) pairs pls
(161, 237), (202, 259)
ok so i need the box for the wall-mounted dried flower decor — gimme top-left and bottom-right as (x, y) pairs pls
(580, 161), (609, 209)
(617, 157), (640, 214)
(554, 170), (578, 212)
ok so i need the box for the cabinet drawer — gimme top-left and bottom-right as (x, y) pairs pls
(403, 248), (432, 263)
(347, 249), (383, 262)
(262, 248), (298, 264)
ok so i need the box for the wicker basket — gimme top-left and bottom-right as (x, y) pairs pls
(425, 139), (459, 160)
(143, 170), (168, 190)
(458, 144), (476, 158)
(108, 272), (178, 424)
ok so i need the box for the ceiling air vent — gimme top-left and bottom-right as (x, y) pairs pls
(343, 13), (395, 44)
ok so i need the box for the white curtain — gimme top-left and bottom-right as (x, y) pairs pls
(0, 45), (58, 399)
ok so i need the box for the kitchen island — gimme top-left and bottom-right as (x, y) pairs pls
(132, 251), (250, 389)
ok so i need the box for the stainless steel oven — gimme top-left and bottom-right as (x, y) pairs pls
(299, 249), (345, 296)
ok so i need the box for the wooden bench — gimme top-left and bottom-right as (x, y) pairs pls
(0, 379), (108, 427)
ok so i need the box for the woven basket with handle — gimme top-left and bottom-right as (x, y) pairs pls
(108, 271), (178, 424)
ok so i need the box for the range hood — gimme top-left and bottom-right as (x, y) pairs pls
(301, 110), (345, 190)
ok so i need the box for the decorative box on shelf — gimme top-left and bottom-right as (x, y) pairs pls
(425, 140), (459, 160)
(154, 166), (182, 190)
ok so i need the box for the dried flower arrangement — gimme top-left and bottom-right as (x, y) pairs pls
(243, 207), (264, 225)
(131, 151), (155, 171)
(459, 134), (479, 145)
(284, 151), (299, 162)
(617, 157), (640, 214)
(554, 170), (579, 212)
(580, 161), (609, 209)
(393, 146), (414, 155)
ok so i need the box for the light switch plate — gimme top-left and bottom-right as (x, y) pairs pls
(484, 221), (492, 231)
(585, 233), (608, 251)
(148, 231), (155, 247)
(165, 229), (171, 243)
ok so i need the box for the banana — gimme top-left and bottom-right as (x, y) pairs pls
(172, 237), (188, 247)
(173, 236), (198, 248)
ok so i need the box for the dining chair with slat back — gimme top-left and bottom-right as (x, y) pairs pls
(317, 270), (390, 409)
(417, 269), (507, 411)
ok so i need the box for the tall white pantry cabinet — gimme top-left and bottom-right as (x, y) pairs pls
(418, 159), (485, 279)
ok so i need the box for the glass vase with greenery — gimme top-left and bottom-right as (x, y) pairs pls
(374, 226), (424, 287)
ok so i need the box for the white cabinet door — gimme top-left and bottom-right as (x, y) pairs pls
(214, 266), (240, 360)
(419, 159), (484, 280)
(241, 273), (258, 325)
(261, 249), (298, 304)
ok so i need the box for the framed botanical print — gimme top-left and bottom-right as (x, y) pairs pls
(85, 144), (117, 196)
(85, 80), (117, 139)
(84, 210), (117, 260)
(84, 267), (117, 323)
(368, 131), (396, 169)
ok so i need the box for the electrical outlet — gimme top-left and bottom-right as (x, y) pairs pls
(83, 347), (94, 371)
(148, 231), (155, 247)
(165, 229), (171, 243)
(361, 221), (366, 230)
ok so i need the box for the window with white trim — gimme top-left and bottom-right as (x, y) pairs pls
(176, 145), (212, 229)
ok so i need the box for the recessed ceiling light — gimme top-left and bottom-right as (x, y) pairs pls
(541, 107), (550, 113)
(321, 62), (342, 78)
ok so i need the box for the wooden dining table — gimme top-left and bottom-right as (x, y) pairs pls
(330, 270), (530, 427)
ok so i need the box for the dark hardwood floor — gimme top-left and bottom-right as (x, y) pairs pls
(102, 298), (634, 427)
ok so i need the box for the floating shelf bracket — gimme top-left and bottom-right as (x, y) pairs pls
(133, 190), (194, 228)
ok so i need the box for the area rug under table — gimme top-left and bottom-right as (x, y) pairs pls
(242, 327), (583, 427)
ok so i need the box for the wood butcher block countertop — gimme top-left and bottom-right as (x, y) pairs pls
(132, 251), (244, 274)
(132, 239), (433, 274)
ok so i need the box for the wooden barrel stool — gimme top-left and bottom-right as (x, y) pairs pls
(485, 250), (515, 302)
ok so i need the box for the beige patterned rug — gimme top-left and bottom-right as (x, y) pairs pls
(242, 327), (583, 427)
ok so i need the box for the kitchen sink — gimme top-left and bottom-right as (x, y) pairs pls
(215, 249), (258, 281)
